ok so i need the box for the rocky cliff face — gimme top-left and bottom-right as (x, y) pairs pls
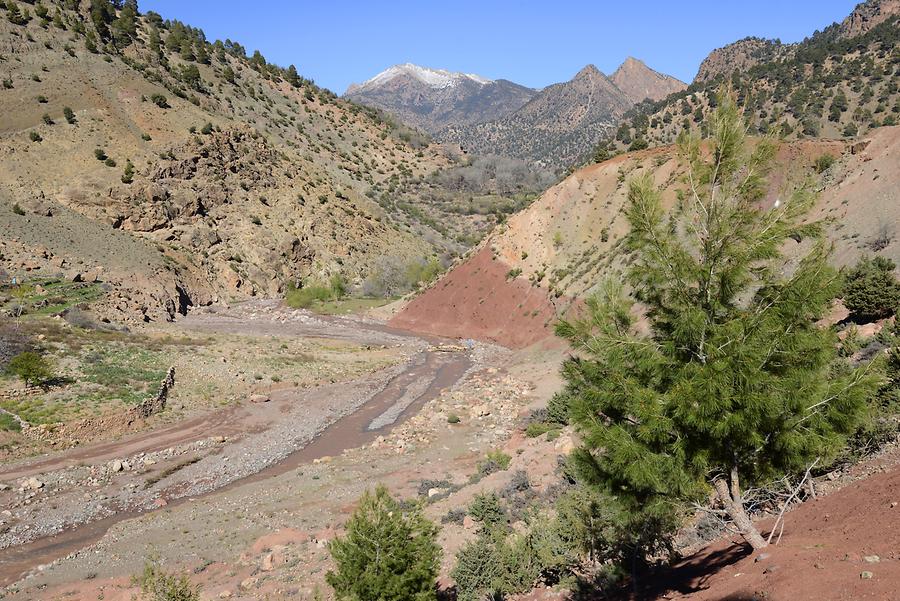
(610, 57), (687, 103)
(839, 0), (900, 37)
(344, 64), (537, 133)
(694, 37), (785, 83)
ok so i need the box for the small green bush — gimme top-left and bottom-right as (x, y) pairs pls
(37, 95), (48, 103)
(814, 153), (835, 173)
(478, 449), (511, 474)
(467, 492), (506, 530)
(12, 203), (25, 215)
(63, 106), (76, 124)
(327, 485), (440, 601)
(94, 148), (107, 161)
(150, 93), (169, 108)
(7, 351), (54, 387)
(524, 421), (558, 438)
(41, 113), (53, 125)
(843, 256), (900, 322)
(104, 157), (117, 167)
(29, 131), (42, 142)
(447, 413), (460, 424)
(133, 557), (201, 601)
(200, 122), (213, 135)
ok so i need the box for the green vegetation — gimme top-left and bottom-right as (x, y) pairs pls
(327, 485), (440, 601)
(150, 93), (169, 108)
(6, 352), (54, 388)
(121, 159), (135, 184)
(814, 153), (835, 173)
(842, 256), (900, 322)
(0, 412), (21, 432)
(63, 106), (76, 124)
(133, 557), (201, 601)
(556, 90), (876, 556)
(284, 275), (347, 309)
(29, 131), (42, 142)
(11, 203), (25, 215)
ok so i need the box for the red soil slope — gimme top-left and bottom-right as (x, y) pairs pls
(655, 462), (900, 600)
(389, 246), (558, 348)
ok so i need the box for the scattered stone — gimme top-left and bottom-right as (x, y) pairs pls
(462, 515), (476, 530)
(153, 498), (168, 508)
(109, 460), (124, 473)
(864, 555), (880, 563)
(261, 545), (286, 571)
(891, 501), (897, 508)
(754, 553), (772, 563)
(250, 394), (270, 403)
(21, 477), (43, 491)
(240, 576), (259, 590)
(218, 591), (232, 599)
(860, 571), (874, 579)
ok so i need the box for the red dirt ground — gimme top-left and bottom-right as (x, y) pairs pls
(634, 463), (900, 601)
(390, 246), (560, 348)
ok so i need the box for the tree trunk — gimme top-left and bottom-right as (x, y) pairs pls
(713, 466), (768, 550)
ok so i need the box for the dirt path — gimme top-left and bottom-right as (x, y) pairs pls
(0, 302), (482, 588)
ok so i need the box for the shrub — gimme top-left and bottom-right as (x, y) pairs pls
(150, 93), (169, 108)
(133, 558), (201, 601)
(63, 106), (76, 124)
(94, 148), (107, 161)
(200, 122), (213, 135)
(843, 256), (900, 322)
(525, 421), (558, 438)
(814, 153), (835, 173)
(546, 393), (570, 425)
(446, 413), (460, 424)
(326, 485), (440, 601)
(12, 203), (25, 215)
(477, 449), (511, 475)
(121, 160), (134, 184)
(467, 492), (506, 530)
(6, 351), (53, 387)
(104, 157), (117, 167)
(37, 95), (48, 103)
(29, 131), (42, 142)
(41, 113), (53, 125)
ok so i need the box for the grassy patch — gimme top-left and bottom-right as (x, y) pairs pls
(0, 412), (22, 432)
(0, 278), (105, 317)
(306, 297), (395, 315)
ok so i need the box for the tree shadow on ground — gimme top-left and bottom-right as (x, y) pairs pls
(569, 542), (753, 600)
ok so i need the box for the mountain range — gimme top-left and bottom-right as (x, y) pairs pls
(346, 58), (687, 169)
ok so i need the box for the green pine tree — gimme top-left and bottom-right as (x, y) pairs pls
(556, 88), (877, 551)
(326, 485), (440, 601)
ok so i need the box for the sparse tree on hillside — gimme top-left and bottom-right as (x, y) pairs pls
(7, 351), (53, 388)
(327, 485), (440, 601)
(556, 88), (877, 552)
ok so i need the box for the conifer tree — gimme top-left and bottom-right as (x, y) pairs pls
(556, 88), (876, 551)
(327, 485), (440, 601)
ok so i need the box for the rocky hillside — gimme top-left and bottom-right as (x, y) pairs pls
(436, 60), (684, 171)
(343, 63), (537, 133)
(436, 65), (630, 170)
(392, 125), (900, 347)
(598, 3), (899, 159)
(0, 1), (524, 322)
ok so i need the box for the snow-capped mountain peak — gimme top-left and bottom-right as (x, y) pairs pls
(348, 63), (493, 93)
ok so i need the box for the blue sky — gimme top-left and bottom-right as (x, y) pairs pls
(141, 1), (860, 94)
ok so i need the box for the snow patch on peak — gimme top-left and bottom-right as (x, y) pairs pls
(352, 63), (493, 92)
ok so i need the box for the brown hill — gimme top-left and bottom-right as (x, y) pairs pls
(392, 126), (900, 347)
(0, 1), (525, 322)
(436, 65), (633, 170)
(610, 56), (687, 103)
